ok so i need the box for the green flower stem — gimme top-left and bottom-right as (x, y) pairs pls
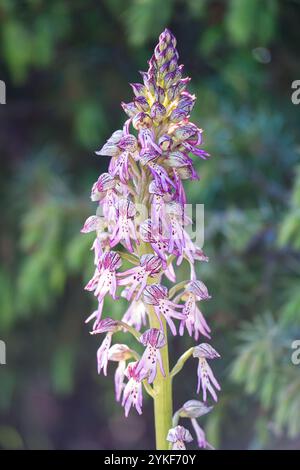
(170, 347), (195, 378)
(136, 239), (173, 450)
(148, 305), (173, 450)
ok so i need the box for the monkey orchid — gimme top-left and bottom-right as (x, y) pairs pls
(167, 426), (193, 450)
(193, 343), (221, 402)
(121, 362), (146, 417)
(177, 280), (212, 340)
(82, 29), (220, 450)
(136, 328), (166, 383)
(143, 284), (185, 335)
(118, 254), (162, 300)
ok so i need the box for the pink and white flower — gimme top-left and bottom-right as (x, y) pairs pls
(122, 361), (147, 417)
(117, 254), (162, 300)
(193, 343), (221, 402)
(136, 328), (166, 383)
(96, 332), (113, 376)
(85, 251), (122, 302)
(143, 284), (185, 335)
(167, 425), (193, 450)
(110, 199), (138, 253)
(178, 280), (211, 340)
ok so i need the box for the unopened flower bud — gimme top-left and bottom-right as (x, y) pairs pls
(121, 101), (138, 117)
(130, 83), (147, 97)
(150, 102), (166, 122)
(135, 96), (150, 112)
(132, 112), (152, 130)
(118, 134), (138, 152)
(158, 134), (173, 151)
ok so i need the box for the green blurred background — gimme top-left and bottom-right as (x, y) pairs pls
(0, 0), (300, 450)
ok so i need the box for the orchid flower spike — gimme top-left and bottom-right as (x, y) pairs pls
(82, 28), (218, 448)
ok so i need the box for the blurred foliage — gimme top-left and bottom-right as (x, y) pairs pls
(0, 0), (300, 450)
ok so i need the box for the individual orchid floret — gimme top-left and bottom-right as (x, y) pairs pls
(139, 128), (162, 154)
(136, 328), (166, 383)
(166, 425), (193, 450)
(95, 130), (123, 156)
(92, 172), (116, 197)
(121, 295), (147, 331)
(143, 284), (185, 335)
(122, 361), (147, 417)
(80, 214), (105, 234)
(164, 202), (190, 255)
(177, 280), (211, 340)
(146, 159), (176, 193)
(140, 219), (169, 264)
(110, 199), (138, 253)
(108, 134), (138, 183)
(117, 254), (162, 300)
(96, 332), (113, 376)
(193, 343), (221, 402)
(173, 400), (213, 450)
(108, 344), (135, 402)
(90, 173), (118, 225)
(109, 150), (131, 183)
(85, 251), (122, 302)
(149, 180), (169, 233)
